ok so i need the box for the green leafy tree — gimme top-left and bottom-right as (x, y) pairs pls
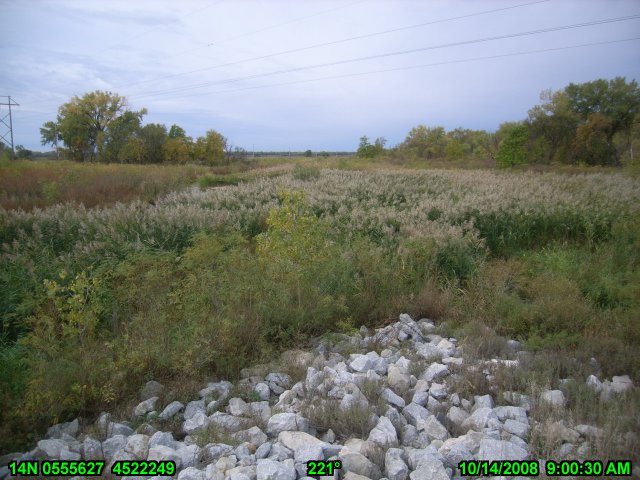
(193, 130), (227, 165)
(168, 124), (187, 139)
(52, 91), (145, 162)
(496, 123), (530, 168)
(528, 78), (640, 165)
(15, 145), (32, 159)
(119, 137), (146, 164)
(138, 123), (168, 163)
(572, 113), (617, 165)
(163, 137), (193, 164)
(103, 110), (145, 163)
(357, 136), (385, 158)
(400, 125), (446, 159)
(40, 121), (62, 160)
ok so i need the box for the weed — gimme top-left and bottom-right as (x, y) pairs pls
(292, 163), (321, 181)
(301, 398), (376, 441)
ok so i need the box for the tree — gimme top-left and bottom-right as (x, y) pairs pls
(168, 124), (187, 139)
(15, 145), (32, 159)
(304, 149), (312, 157)
(102, 110), (144, 163)
(400, 125), (446, 159)
(138, 123), (168, 163)
(163, 137), (192, 164)
(527, 78), (640, 165)
(357, 136), (385, 158)
(40, 121), (62, 160)
(572, 113), (617, 165)
(53, 91), (144, 162)
(193, 130), (227, 165)
(496, 123), (529, 168)
(528, 90), (579, 164)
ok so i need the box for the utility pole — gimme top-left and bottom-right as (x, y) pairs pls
(0, 96), (19, 157)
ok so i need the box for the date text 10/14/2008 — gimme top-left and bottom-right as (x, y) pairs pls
(458, 459), (632, 477)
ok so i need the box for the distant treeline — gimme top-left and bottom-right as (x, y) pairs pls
(359, 77), (640, 167)
(30, 76), (640, 167)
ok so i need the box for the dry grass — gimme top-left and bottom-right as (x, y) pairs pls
(301, 399), (376, 441)
(0, 160), (212, 211)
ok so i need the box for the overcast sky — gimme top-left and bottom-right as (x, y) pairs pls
(1, 0), (639, 151)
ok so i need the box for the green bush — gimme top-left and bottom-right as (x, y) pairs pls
(292, 164), (321, 181)
(198, 173), (243, 189)
(496, 124), (529, 168)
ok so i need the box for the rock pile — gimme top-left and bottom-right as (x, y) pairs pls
(1, 314), (635, 480)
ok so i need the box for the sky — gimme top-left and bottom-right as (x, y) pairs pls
(1, 0), (639, 152)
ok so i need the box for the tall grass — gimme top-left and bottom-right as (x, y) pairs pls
(0, 167), (638, 453)
(0, 160), (212, 211)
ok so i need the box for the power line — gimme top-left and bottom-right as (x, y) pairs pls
(105, 0), (226, 52)
(131, 14), (640, 101)
(172, 0), (367, 54)
(119, 0), (549, 90)
(150, 37), (640, 100)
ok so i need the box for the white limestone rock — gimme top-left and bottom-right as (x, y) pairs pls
(478, 438), (528, 461)
(159, 401), (184, 420)
(368, 416), (398, 448)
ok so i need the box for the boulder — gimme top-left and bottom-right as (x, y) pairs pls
(472, 394), (494, 411)
(461, 407), (499, 432)
(184, 400), (206, 420)
(503, 419), (529, 439)
(183, 411), (209, 434)
(385, 447), (409, 480)
(293, 444), (324, 463)
(228, 398), (249, 417)
(381, 388), (405, 409)
(387, 365), (411, 394)
(36, 439), (67, 459)
(341, 452), (381, 479)
(83, 437), (102, 460)
(232, 427), (268, 447)
(254, 383), (271, 401)
(478, 438), (528, 461)
(267, 413), (310, 436)
(349, 354), (374, 373)
(140, 380), (164, 401)
(177, 467), (205, 480)
(277, 431), (326, 452)
(176, 444), (200, 469)
(124, 434), (150, 459)
(149, 431), (177, 449)
(402, 403), (431, 431)
(367, 416), (398, 448)
(408, 457), (449, 480)
(46, 419), (79, 439)
(134, 397), (159, 417)
(209, 413), (253, 433)
(540, 390), (565, 408)
(446, 406), (469, 427)
(422, 416), (449, 442)
(159, 400), (184, 420)
(423, 363), (449, 383)
(256, 458), (296, 480)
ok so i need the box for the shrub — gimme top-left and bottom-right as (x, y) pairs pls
(292, 163), (320, 181)
(198, 173), (243, 189)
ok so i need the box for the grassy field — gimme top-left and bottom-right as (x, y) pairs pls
(0, 158), (267, 211)
(0, 159), (638, 458)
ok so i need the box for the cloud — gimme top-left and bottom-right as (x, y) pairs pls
(3, 0), (640, 150)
